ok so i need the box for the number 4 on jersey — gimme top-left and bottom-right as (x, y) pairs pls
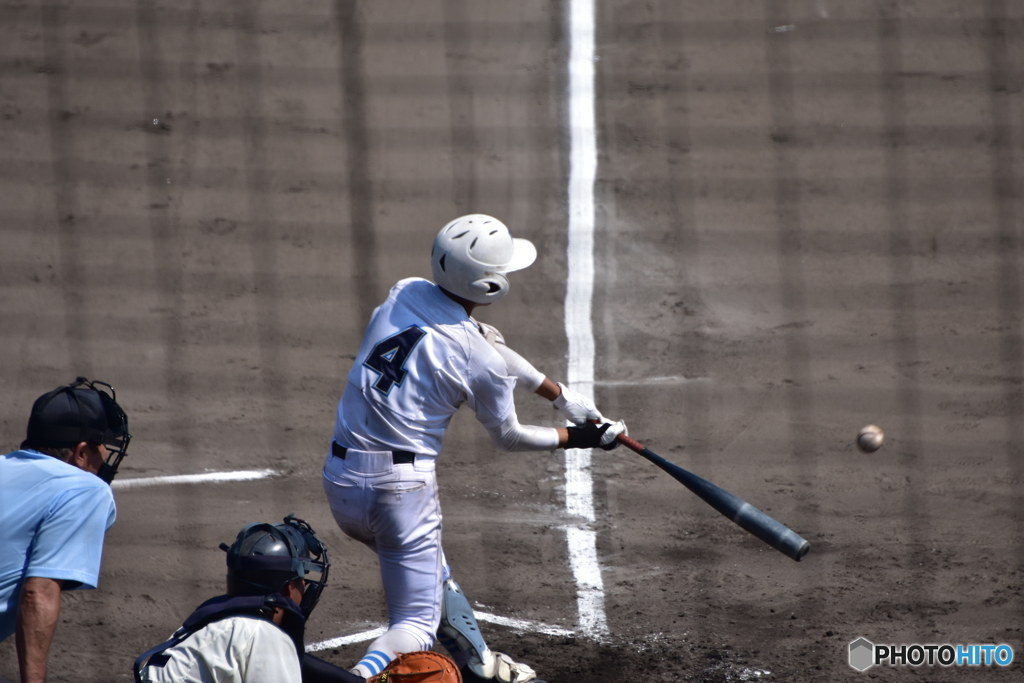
(364, 326), (427, 395)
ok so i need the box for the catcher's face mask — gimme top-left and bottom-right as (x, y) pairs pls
(222, 514), (330, 619)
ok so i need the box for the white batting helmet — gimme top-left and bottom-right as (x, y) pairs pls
(430, 214), (537, 304)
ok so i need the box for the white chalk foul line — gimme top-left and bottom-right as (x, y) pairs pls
(112, 469), (277, 489)
(565, 0), (608, 639)
(305, 612), (574, 652)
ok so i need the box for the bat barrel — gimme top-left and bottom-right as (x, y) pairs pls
(733, 502), (810, 561)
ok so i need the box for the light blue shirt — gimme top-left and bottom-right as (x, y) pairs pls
(0, 449), (116, 641)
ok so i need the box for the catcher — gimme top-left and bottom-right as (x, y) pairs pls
(134, 515), (359, 683)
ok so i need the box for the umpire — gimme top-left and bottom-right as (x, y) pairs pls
(0, 377), (131, 683)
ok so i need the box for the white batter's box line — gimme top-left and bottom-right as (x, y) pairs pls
(306, 626), (388, 651)
(306, 612), (576, 652)
(111, 469), (277, 489)
(474, 610), (575, 637)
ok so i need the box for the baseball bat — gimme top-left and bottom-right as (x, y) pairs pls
(616, 434), (810, 562)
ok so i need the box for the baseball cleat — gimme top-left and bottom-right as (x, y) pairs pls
(462, 651), (537, 683)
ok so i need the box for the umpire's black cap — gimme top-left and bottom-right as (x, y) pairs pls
(22, 377), (128, 449)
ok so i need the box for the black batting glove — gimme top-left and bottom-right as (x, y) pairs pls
(565, 421), (612, 450)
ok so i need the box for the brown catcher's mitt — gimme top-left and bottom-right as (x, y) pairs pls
(370, 651), (463, 683)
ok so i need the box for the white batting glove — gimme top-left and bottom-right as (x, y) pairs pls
(598, 420), (627, 450)
(552, 382), (604, 425)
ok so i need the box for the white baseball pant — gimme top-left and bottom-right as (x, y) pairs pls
(322, 447), (444, 649)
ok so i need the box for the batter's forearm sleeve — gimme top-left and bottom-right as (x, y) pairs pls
(493, 342), (545, 393)
(485, 412), (560, 452)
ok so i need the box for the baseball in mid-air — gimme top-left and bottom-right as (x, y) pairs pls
(857, 424), (884, 452)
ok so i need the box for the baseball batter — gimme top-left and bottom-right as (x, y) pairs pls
(323, 214), (626, 682)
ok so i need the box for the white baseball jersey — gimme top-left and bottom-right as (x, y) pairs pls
(334, 277), (515, 455)
(138, 615), (300, 683)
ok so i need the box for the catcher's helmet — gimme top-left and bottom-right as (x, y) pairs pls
(221, 514), (330, 619)
(22, 377), (131, 484)
(430, 214), (536, 305)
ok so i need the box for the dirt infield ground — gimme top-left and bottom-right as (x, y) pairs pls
(2, 1), (1023, 681)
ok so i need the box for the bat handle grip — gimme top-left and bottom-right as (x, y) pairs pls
(616, 433), (645, 453)
(586, 419), (645, 453)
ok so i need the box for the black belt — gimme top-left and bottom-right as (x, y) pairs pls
(331, 441), (416, 465)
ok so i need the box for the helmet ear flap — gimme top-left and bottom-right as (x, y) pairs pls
(468, 275), (509, 300)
